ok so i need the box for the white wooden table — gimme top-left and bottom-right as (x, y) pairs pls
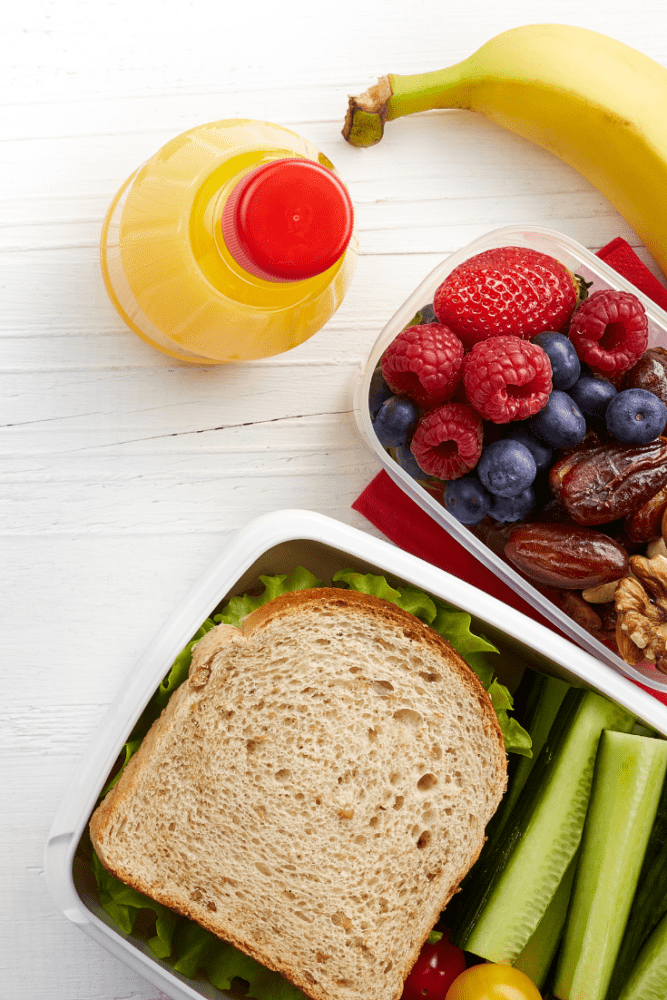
(3, 1), (667, 996)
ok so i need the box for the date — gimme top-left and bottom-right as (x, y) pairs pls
(624, 483), (667, 542)
(549, 588), (604, 630)
(541, 586), (618, 647)
(505, 522), (629, 589)
(624, 347), (667, 406)
(549, 438), (667, 526)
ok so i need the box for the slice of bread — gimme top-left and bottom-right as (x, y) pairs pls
(90, 588), (507, 1000)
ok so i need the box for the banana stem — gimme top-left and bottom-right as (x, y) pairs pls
(342, 64), (470, 147)
(342, 76), (392, 147)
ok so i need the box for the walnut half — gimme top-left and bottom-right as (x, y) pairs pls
(615, 554), (667, 672)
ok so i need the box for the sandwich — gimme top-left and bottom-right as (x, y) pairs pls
(90, 578), (510, 1000)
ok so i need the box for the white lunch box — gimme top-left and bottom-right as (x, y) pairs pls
(45, 509), (667, 999)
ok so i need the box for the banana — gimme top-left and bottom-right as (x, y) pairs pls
(342, 24), (667, 279)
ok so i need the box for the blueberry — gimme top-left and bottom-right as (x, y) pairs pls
(394, 442), (425, 479)
(532, 332), (581, 390)
(489, 486), (536, 523)
(419, 303), (437, 324)
(570, 372), (618, 418)
(503, 424), (553, 474)
(476, 439), (537, 498)
(605, 388), (667, 445)
(444, 475), (491, 524)
(369, 368), (393, 418)
(528, 390), (587, 449)
(372, 395), (419, 448)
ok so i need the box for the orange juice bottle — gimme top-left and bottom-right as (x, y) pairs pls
(100, 119), (358, 362)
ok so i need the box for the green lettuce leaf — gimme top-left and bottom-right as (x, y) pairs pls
(152, 618), (218, 714)
(333, 569), (439, 623)
(99, 736), (144, 798)
(91, 851), (179, 958)
(488, 679), (534, 757)
(172, 921), (225, 979)
(429, 604), (498, 689)
(214, 568), (322, 628)
(206, 935), (304, 1000)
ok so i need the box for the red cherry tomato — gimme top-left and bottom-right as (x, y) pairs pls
(402, 933), (467, 1000)
(444, 963), (542, 1000)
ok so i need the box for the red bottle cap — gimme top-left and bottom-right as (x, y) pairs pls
(222, 158), (354, 282)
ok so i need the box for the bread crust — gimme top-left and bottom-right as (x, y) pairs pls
(90, 587), (507, 1000)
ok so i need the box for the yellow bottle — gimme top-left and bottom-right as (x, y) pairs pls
(100, 119), (358, 362)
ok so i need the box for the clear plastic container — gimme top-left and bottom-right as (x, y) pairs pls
(354, 225), (667, 692)
(101, 119), (358, 363)
(45, 509), (667, 999)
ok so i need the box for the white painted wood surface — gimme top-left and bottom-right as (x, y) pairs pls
(3, 1), (667, 996)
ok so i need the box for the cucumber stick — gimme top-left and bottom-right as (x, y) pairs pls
(443, 672), (567, 932)
(448, 673), (570, 929)
(606, 785), (667, 1000)
(495, 675), (571, 838)
(618, 911), (667, 1000)
(632, 721), (660, 738)
(514, 850), (578, 991)
(452, 689), (634, 962)
(554, 731), (667, 1000)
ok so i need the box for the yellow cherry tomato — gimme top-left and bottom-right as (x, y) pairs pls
(444, 963), (542, 1000)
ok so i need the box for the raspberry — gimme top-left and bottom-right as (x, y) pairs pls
(463, 335), (553, 423)
(381, 323), (465, 408)
(410, 403), (483, 480)
(568, 289), (648, 377)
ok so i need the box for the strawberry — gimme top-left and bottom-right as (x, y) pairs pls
(433, 246), (582, 350)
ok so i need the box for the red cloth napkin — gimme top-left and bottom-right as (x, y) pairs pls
(597, 237), (667, 312)
(353, 237), (667, 705)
